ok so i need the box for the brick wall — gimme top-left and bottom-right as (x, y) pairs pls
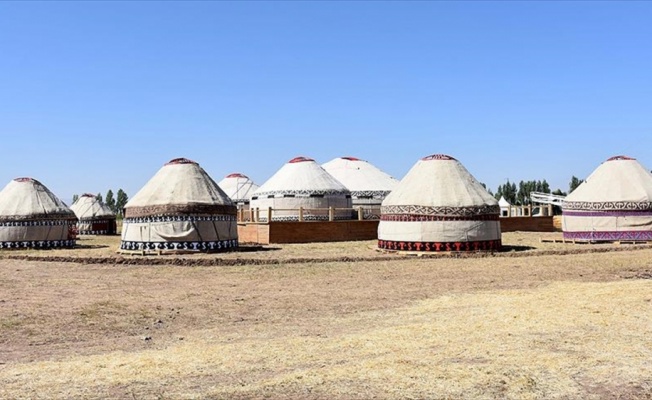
(500, 216), (555, 232)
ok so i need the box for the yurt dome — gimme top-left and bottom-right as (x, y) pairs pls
(378, 154), (501, 252)
(0, 177), (77, 249)
(70, 193), (117, 235)
(218, 173), (259, 209)
(120, 158), (238, 252)
(562, 155), (652, 241)
(322, 156), (399, 209)
(250, 156), (352, 221)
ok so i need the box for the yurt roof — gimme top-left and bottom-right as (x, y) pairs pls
(381, 154), (498, 212)
(218, 173), (260, 203)
(564, 155), (652, 210)
(70, 193), (116, 220)
(498, 196), (511, 207)
(253, 156), (350, 197)
(322, 156), (398, 196)
(124, 158), (235, 218)
(0, 177), (76, 221)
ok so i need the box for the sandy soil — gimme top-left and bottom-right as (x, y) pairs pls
(0, 233), (651, 399)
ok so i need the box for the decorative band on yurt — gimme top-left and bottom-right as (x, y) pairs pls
(378, 239), (502, 252)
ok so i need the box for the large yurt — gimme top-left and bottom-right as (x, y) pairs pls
(0, 177), (77, 249)
(322, 156), (399, 214)
(250, 156), (352, 221)
(218, 173), (259, 209)
(378, 154), (501, 252)
(70, 193), (117, 235)
(120, 158), (238, 252)
(562, 155), (652, 241)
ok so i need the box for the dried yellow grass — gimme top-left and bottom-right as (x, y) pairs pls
(1, 280), (650, 399)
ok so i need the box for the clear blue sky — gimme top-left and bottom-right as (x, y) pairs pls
(1, 1), (651, 202)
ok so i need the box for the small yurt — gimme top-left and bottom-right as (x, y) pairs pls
(218, 173), (259, 210)
(250, 156), (352, 221)
(498, 196), (511, 217)
(70, 193), (117, 235)
(120, 158), (238, 252)
(562, 155), (652, 241)
(378, 154), (501, 252)
(322, 156), (399, 216)
(0, 177), (77, 249)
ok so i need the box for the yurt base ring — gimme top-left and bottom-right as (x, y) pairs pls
(119, 239), (239, 255)
(377, 239), (502, 254)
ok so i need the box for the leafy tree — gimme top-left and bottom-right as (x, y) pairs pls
(72, 194), (79, 204)
(105, 189), (116, 213)
(552, 188), (567, 196)
(116, 189), (128, 217)
(495, 180), (517, 204)
(96, 192), (103, 202)
(569, 176), (584, 193)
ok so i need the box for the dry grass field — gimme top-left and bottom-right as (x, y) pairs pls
(1, 232), (651, 399)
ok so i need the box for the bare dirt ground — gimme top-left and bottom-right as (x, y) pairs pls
(1, 232), (651, 399)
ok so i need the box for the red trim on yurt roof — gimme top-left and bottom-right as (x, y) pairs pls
(226, 173), (249, 178)
(81, 193), (97, 198)
(606, 155), (635, 161)
(13, 177), (37, 183)
(165, 157), (198, 165)
(289, 156), (315, 163)
(421, 154), (457, 161)
(341, 156), (362, 161)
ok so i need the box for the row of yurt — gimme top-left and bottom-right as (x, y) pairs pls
(562, 155), (652, 241)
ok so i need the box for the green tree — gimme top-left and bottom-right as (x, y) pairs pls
(116, 189), (128, 217)
(96, 192), (103, 202)
(72, 194), (79, 204)
(569, 176), (584, 193)
(495, 180), (517, 204)
(105, 189), (116, 213)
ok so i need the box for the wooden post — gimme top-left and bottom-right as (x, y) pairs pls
(508, 206), (512, 218)
(329, 207), (334, 222)
(358, 206), (364, 221)
(267, 207), (272, 223)
(249, 207), (254, 222)
(299, 207), (304, 222)
(548, 204), (553, 216)
(255, 207), (260, 223)
(527, 204), (532, 217)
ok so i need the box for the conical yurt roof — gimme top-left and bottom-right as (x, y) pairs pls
(563, 155), (652, 210)
(0, 177), (76, 221)
(382, 154), (498, 212)
(498, 196), (511, 207)
(253, 156), (350, 197)
(218, 173), (260, 203)
(70, 193), (116, 220)
(124, 158), (235, 218)
(322, 156), (398, 196)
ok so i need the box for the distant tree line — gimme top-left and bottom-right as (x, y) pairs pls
(71, 189), (129, 218)
(493, 175), (584, 206)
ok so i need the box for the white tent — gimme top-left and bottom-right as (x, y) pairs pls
(378, 154), (501, 252)
(322, 156), (398, 209)
(250, 156), (352, 221)
(217, 173), (259, 209)
(121, 158), (238, 252)
(0, 177), (77, 249)
(70, 193), (117, 235)
(498, 196), (511, 217)
(562, 155), (652, 241)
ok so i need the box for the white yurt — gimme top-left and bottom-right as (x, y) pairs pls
(322, 156), (399, 215)
(120, 158), (238, 252)
(250, 156), (352, 221)
(70, 193), (117, 235)
(378, 154), (501, 252)
(0, 177), (77, 249)
(498, 196), (511, 217)
(562, 155), (652, 241)
(217, 173), (259, 209)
